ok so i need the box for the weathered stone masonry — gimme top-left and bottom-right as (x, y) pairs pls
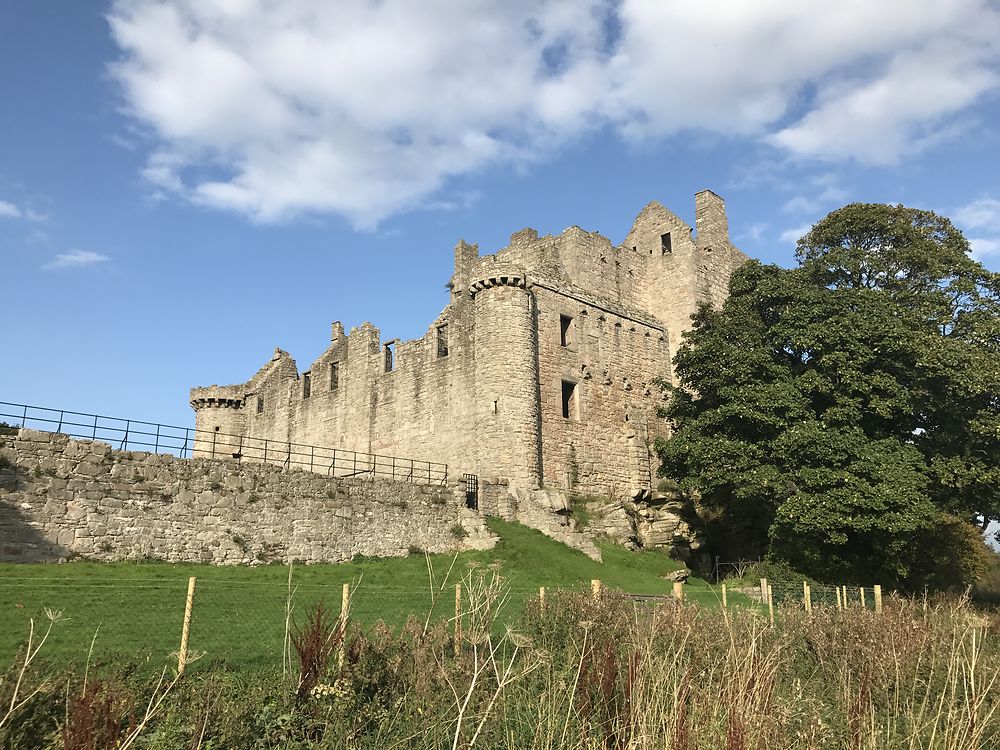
(191, 192), (747, 513)
(0, 430), (495, 564)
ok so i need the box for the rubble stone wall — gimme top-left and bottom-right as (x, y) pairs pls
(0, 430), (495, 564)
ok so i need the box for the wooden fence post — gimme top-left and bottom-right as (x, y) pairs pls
(767, 584), (775, 626)
(673, 581), (684, 601)
(836, 586), (842, 611)
(539, 586), (546, 613)
(804, 581), (812, 614)
(759, 578), (768, 603)
(860, 587), (867, 609)
(338, 583), (350, 669)
(873, 584), (883, 613)
(721, 583), (728, 609)
(454, 584), (462, 658)
(178, 576), (197, 674)
(591, 579), (602, 600)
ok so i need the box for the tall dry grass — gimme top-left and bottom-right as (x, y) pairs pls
(1, 574), (998, 749)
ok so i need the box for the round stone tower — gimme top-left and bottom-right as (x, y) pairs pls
(189, 386), (246, 459)
(469, 269), (541, 489)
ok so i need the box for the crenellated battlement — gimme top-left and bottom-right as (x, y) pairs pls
(190, 385), (244, 411)
(469, 269), (528, 295)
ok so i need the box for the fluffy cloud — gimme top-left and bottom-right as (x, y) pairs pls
(970, 237), (1000, 261)
(42, 250), (111, 271)
(955, 197), (1000, 232)
(107, 0), (1000, 226)
(779, 224), (813, 245)
(0, 199), (22, 219)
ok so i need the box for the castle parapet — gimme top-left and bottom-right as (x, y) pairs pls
(190, 385), (245, 411)
(468, 268), (527, 296)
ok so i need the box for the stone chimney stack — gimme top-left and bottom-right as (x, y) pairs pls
(694, 190), (729, 253)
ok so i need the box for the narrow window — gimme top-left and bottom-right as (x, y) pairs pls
(384, 343), (395, 372)
(256, 396), (264, 414)
(561, 380), (578, 420)
(559, 315), (573, 347)
(661, 232), (672, 254)
(302, 372), (311, 398)
(330, 361), (339, 391)
(437, 324), (449, 358)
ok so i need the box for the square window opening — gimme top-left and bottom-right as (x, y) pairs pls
(661, 232), (672, 254)
(437, 324), (449, 358)
(256, 396), (264, 414)
(330, 361), (339, 391)
(302, 373), (311, 399)
(561, 380), (578, 420)
(384, 343), (396, 372)
(559, 315), (574, 347)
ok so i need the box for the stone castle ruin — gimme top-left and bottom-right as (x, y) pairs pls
(190, 191), (747, 558)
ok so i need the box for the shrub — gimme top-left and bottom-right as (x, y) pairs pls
(450, 524), (469, 540)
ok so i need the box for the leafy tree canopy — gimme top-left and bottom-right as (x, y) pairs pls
(656, 204), (1000, 590)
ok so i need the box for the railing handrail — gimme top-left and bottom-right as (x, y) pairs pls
(0, 400), (448, 485)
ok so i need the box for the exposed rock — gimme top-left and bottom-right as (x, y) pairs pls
(663, 568), (691, 583)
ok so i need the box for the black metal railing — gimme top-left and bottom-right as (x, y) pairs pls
(0, 401), (448, 485)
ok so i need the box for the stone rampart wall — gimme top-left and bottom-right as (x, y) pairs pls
(0, 430), (495, 564)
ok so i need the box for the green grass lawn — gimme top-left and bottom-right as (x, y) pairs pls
(0, 519), (731, 672)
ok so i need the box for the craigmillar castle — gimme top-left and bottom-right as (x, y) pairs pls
(190, 191), (747, 519)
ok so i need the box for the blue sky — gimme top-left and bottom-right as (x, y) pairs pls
(3, 1), (1000, 429)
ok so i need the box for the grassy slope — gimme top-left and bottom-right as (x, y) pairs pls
(0, 519), (728, 671)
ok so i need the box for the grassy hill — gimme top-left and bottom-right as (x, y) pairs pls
(0, 519), (728, 671)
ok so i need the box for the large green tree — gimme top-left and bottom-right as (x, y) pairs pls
(656, 204), (1000, 589)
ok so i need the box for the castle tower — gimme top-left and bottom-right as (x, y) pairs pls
(190, 386), (246, 459)
(469, 269), (542, 488)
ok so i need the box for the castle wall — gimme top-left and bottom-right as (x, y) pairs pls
(532, 285), (669, 499)
(0, 430), (494, 564)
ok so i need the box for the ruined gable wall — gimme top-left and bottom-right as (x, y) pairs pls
(623, 204), (703, 365)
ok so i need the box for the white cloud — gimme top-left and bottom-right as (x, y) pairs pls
(970, 237), (1000, 261)
(0, 198), (48, 222)
(955, 197), (1000, 232)
(42, 250), (111, 271)
(782, 196), (819, 214)
(107, 0), (1000, 226)
(779, 224), (813, 245)
(0, 200), (22, 219)
(736, 222), (768, 242)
